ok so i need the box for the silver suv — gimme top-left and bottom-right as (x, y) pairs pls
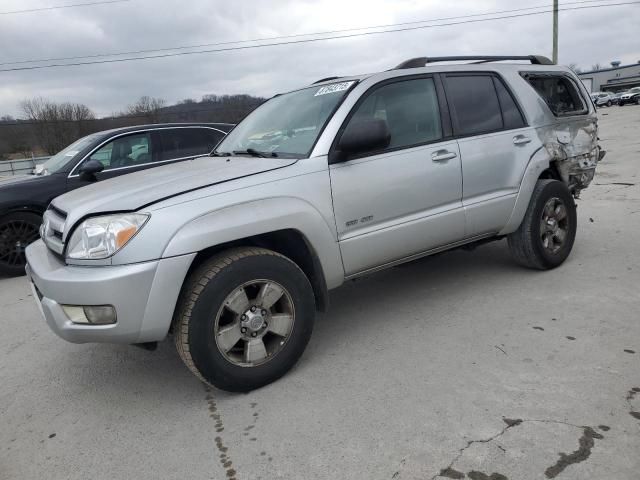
(26, 55), (602, 392)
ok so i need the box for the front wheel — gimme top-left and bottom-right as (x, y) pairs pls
(174, 247), (315, 392)
(607, 100), (612, 107)
(507, 180), (577, 270)
(0, 212), (42, 277)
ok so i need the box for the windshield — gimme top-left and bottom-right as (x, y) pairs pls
(37, 133), (101, 175)
(215, 81), (356, 158)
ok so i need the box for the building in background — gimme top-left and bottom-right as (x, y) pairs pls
(578, 61), (640, 93)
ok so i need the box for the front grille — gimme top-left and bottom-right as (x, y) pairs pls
(42, 205), (67, 255)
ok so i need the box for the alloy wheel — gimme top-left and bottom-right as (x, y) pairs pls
(214, 279), (295, 367)
(0, 220), (40, 268)
(540, 197), (569, 254)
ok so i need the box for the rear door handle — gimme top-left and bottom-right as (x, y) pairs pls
(513, 135), (532, 145)
(431, 150), (457, 163)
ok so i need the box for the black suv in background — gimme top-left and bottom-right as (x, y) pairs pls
(0, 123), (232, 276)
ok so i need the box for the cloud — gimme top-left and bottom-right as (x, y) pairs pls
(0, 0), (638, 117)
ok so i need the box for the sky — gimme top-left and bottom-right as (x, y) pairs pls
(0, 0), (638, 118)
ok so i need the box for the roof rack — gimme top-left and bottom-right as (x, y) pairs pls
(394, 55), (554, 69)
(311, 76), (342, 84)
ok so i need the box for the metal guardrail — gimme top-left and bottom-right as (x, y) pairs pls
(0, 157), (50, 177)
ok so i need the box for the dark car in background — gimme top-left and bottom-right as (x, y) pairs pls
(0, 123), (232, 276)
(618, 87), (640, 106)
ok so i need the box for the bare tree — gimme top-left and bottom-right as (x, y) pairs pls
(126, 96), (166, 123)
(20, 97), (95, 154)
(590, 63), (602, 72)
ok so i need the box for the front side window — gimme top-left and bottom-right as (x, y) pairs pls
(87, 132), (153, 171)
(525, 75), (587, 116)
(445, 75), (504, 136)
(346, 77), (442, 151)
(215, 81), (355, 158)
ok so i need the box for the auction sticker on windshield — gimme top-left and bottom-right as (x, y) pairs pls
(315, 81), (355, 96)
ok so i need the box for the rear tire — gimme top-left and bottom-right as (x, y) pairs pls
(507, 180), (577, 270)
(0, 211), (42, 277)
(174, 247), (315, 392)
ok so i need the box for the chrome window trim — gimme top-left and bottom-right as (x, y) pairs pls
(68, 126), (228, 178)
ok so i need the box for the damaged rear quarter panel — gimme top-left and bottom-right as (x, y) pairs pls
(537, 115), (600, 196)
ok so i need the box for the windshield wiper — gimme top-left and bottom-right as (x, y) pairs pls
(210, 151), (231, 157)
(232, 148), (278, 158)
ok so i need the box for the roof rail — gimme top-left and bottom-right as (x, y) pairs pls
(312, 76), (342, 84)
(394, 55), (554, 69)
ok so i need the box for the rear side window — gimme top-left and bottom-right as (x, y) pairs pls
(159, 128), (217, 161)
(493, 78), (526, 129)
(444, 75), (503, 136)
(524, 75), (587, 116)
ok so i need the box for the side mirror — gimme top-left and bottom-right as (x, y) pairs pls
(335, 118), (391, 161)
(78, 160), (105, 181)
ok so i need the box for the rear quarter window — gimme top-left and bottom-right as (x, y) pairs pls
(523, 74), (588, 116)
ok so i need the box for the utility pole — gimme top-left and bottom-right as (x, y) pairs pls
(552, 0), (559, 64)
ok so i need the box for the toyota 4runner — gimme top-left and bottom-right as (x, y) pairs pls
(26, 55), (602, 392)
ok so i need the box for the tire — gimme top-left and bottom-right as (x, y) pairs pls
(507, 180), (577, 270)
(636, 97), (640, 106)
(607, 100), (612, 107)
(174, 247), (315, 392)
(0, 211), (42, 277)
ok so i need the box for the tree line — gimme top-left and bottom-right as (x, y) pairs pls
(0, 94), (265, 160)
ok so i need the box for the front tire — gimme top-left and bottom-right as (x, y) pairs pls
(507, 180), (577, 270)
(0, 211), (42, 277)
(174, 247), (315, 392)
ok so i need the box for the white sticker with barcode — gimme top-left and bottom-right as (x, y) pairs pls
(315, 81), (355, 96)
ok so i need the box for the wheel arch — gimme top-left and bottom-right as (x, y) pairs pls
(185, 229), (331, 312)
(499, 146), (553, 235)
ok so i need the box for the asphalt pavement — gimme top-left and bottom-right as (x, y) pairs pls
(1, 106), (639, 480)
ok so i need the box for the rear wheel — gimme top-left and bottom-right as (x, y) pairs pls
(174, 247), (315, 392)
(507, 180), (577, 270)
(607, 100), (612, 107)
(0, 212), (42, 277)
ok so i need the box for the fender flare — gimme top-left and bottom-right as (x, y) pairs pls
(499, 146), (551, 235)
(162, 197), (345, 290)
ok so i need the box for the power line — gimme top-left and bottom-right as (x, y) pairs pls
(0, 0), (130, 16)
(1, 1), (638, 72)
(0, 0), (623, 66)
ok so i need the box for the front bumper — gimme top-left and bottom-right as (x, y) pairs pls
(25, 239), (195, 344)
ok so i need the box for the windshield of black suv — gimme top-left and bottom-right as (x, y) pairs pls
(214, 81), (357, 158)
(37, 133), (101, 175)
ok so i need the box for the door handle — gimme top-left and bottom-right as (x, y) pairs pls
(513, 135), (532, 145)
(431, 150), (457, 163)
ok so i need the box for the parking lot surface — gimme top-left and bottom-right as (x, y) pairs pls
(1, 106), (639, 480)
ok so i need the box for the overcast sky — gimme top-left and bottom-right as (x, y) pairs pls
(0, 0), (638, 117)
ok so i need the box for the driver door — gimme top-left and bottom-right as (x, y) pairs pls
(329, 76), (464, 276)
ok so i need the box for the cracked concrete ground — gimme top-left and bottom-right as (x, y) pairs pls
(1, 107), (639, 480)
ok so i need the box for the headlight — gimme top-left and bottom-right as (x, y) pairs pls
(66, 213), (149, 260)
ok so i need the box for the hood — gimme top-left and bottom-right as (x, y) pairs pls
(0, 174), (40, 188)
(52, 155), (297, 218)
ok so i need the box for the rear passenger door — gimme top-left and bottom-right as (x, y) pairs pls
(441, 73), (540, 237)
(330, 76), (465, 276)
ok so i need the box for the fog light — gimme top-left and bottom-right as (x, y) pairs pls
(83, 306), (117, 324)
(62, 305), (116, 324)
